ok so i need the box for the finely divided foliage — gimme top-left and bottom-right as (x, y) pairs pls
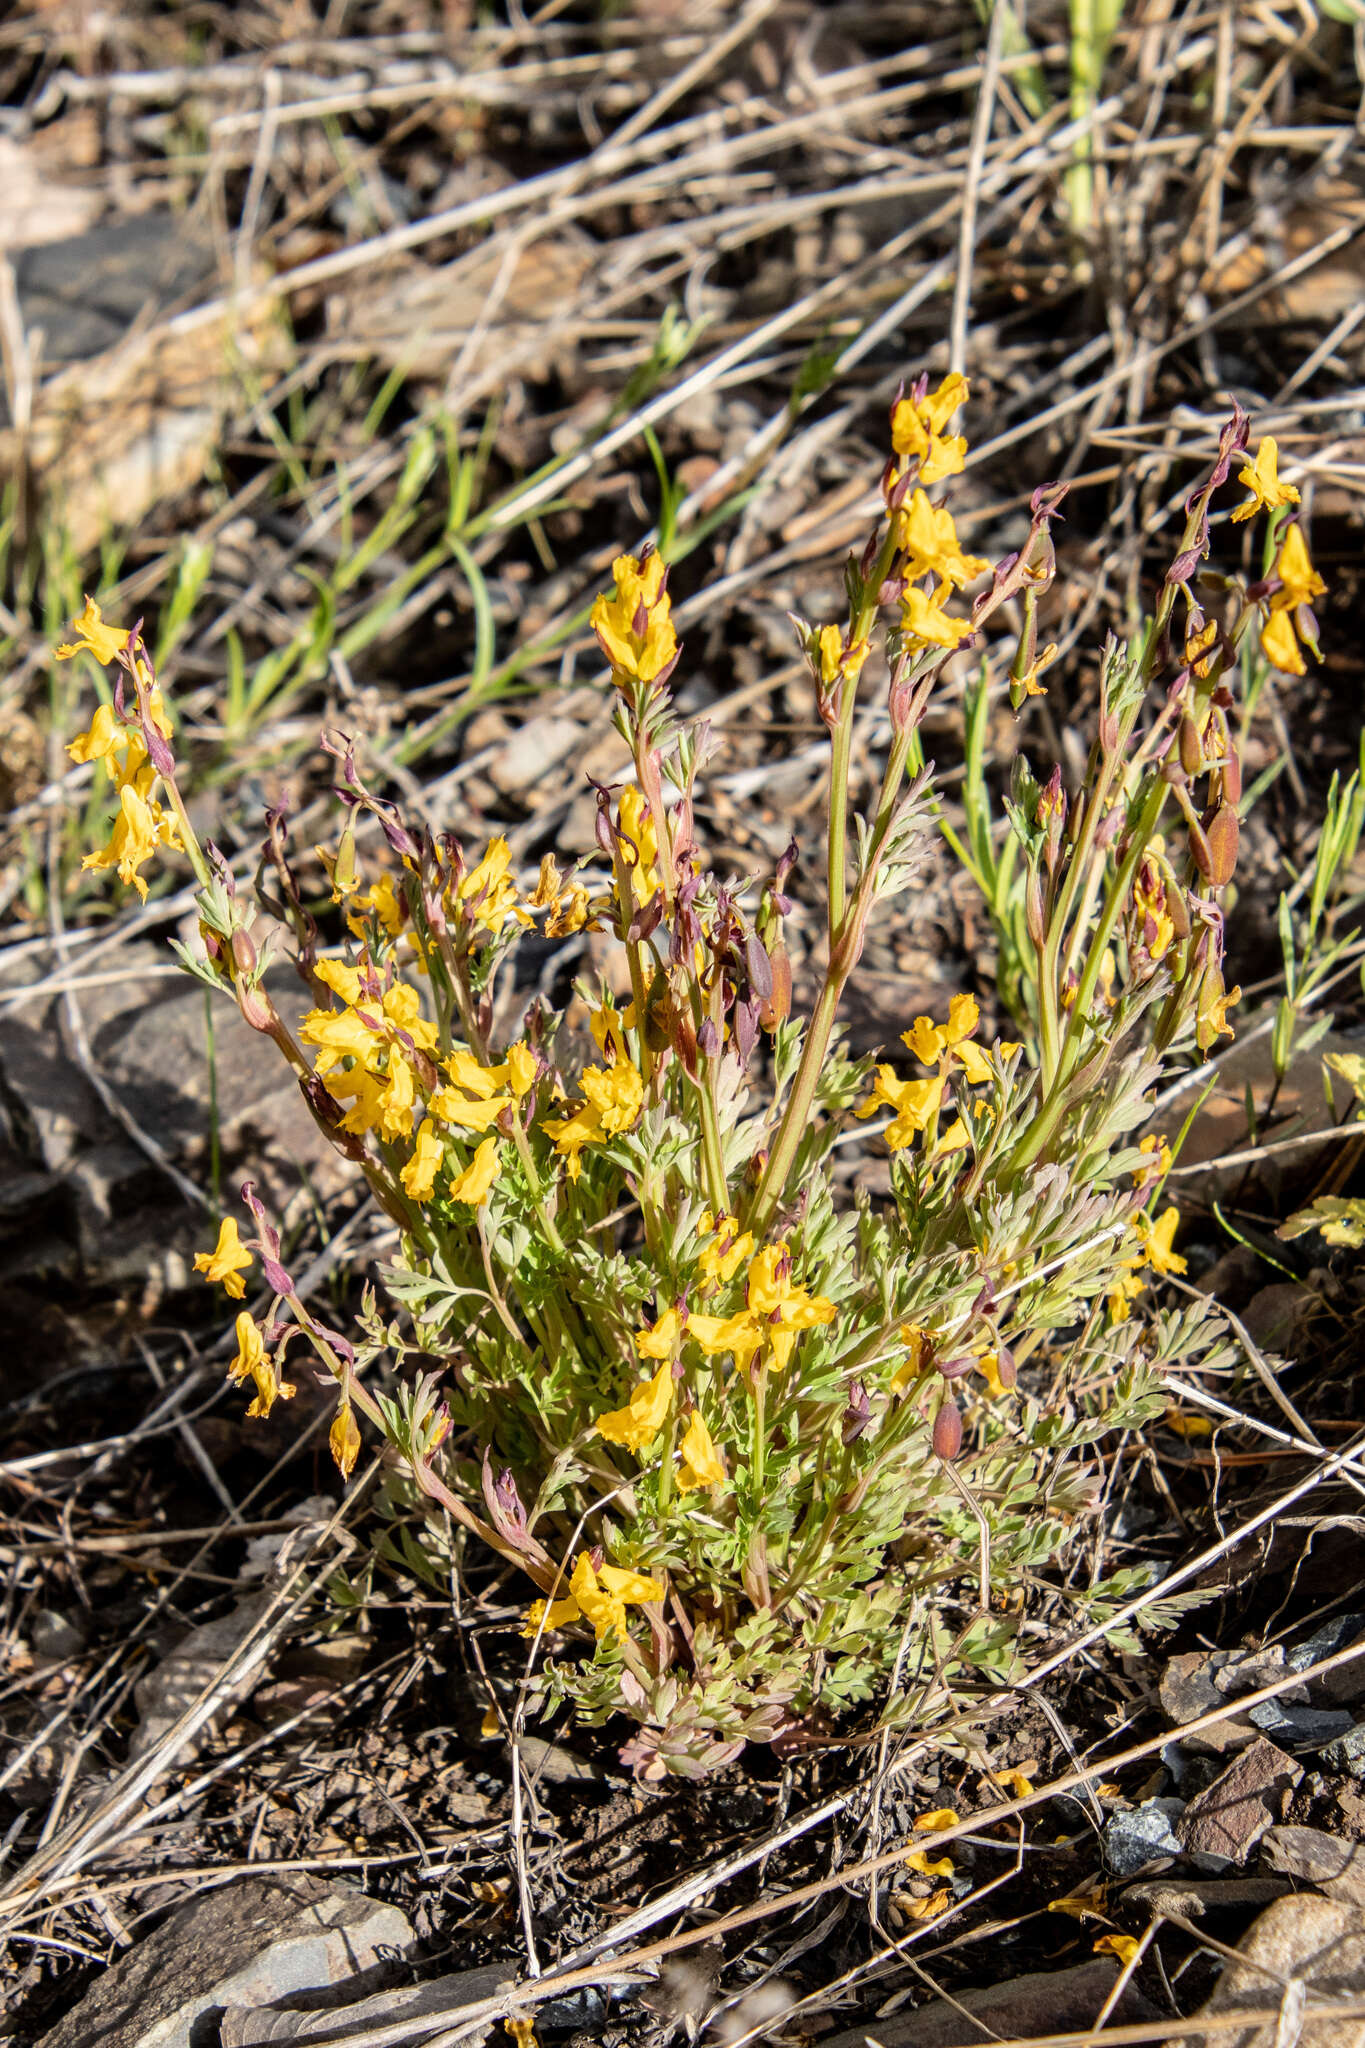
(59, 386), (1322, 1779)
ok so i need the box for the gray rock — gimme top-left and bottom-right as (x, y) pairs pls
(1160, 1650), (1256, 1753)
(1263, 1823), (1365, 1903)
(1176, 1738), (1302, 1867)
(39, 1877), (413, 2048)
(1181, 1893), (1365, 2048)
(1104, 1796), (1185, 1877)
(820, 1959), (1157, 2048)
(1322, 1725), (1365, 1779)
(221, 1964), (509, 2044)
(1123, 1875), (1290, 1917)
(1289, 1615), (1365, 1702)
(1249, 1699), (1355, 1746)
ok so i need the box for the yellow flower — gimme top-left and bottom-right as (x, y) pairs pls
(745, 1243), (836, 1375)
(896, 1891), (952, 1922)
(1196, 964), (1240, 1050)
(459, 837), (530, 937)
(992, 1767), (1034, 1799)
(1134, 1133), (1171, 1182)
(677, 1412), (726, 1492)
(1107, 1267), (1146, 1323)
(890, 1325), (931, 1395)
(1231, 437), (1299, 524)
(449, 1135), (501, 1206)
(330, 1400), (361, 1480)
(67, 702), (135, 772)
(347, 873), (405, 937)
(901, 578), (973, 651)
(913, 1807), (959, 1832)
(81, 778), (178, 901)
(905, 1848), (954, 1878)
(698, 1211), (753, 1287)
(401, 1119), (445, 1200)
(890, 373), (969, 485)
(596, 1357), (673, 1450)
(1133, 868), (1175, 963)
(1259, 522), (1327, 676)
(636, 1306), (684, 1359)
(1136, 1205), (1186, 1277)
(193, 1216), (254, 1300)
(227, 1311), (295, 1420)
(856, 1066), (945, 1148)
(56, 596), (130, 665)
(897, 489), (989, 589)
(687, 1309), (764, 1370)
(590, 550), (677, 684)
(523, 1553), (664, 1642)
(816, 624), (870, 686)
(543, 1059), (644, 1177)
(902, 993), (992, 1084)
(1094, 1934), (1141, 1966)
(976, 1350), (1010, 1399)
(505, 1042), (538, 1100)
(617, 786), (661, 907)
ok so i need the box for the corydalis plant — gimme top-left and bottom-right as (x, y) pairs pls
(57, 381), (1320, 1779)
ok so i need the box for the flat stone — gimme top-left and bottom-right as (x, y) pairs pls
(1160, 1650), (1256, 1753)
(1123, 1876), (1290, 1917)
(39, 1877), (413, 2048)
(1104, 1797), (1185, 1878)
(1176, 1738), (1302, 1867)
(1249, 1698), (1355, 1746)
(1289, 1615), (1365, 1702)
(1182, 1894), (1365, 2048)
(820, 1959), (1157, 2048)
(221, 1964), (510, 2044)
(1262, 1824), (1365, 1903)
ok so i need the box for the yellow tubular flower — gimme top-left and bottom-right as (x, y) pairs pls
(901, 579), (974, 651)
(459, 836), (530, 936)
(590, 551), (678, 685)
(522, 1590), (581, 1638)
(505, 1042), (538, 1100)
(699, 1211), (754, 1287)
(686, 1309), (764, 1371)
(227, 1311), (295, 1420)
(401, 1119), (445, 1200)
(890, 1325), (931, 1395)
(449, 1135), (501, 1206)
(1231, 437), (1299, 524)
(67, 702), (133, 771)
(1196, 966), (1240, 1050)
(330, 1400), (361, 1480)
(897, 490), (990, 589)
(194, 1216), (254, 1300)
(1259, 523), (1327, 676)
(745, 1244), (836, 1375)
(81, 781), (170, 902)
(56, 597), (131, 665)
(677, 1412), (726, 1493)
(571, 1554), (664, 1640)
(543, 1060), (644, 1177)
(617, 786), (661, 906)
(636, 1306), (684, 1359)
(596, 1357), (674, 1450)
(890, 374), (969, 485)
(1136, 1206), (1187, 1277)
(856, 1067), (945, 1148)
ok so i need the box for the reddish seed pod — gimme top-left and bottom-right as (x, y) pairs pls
(1178, 714), (1203, 780)
(1167, 888), (1192, 941)
(933, 1400), (963, 1462)
(1221, 745), (1243, 806)
(1205, 803), (1240, 887)
(1188, 816), (1213, 879)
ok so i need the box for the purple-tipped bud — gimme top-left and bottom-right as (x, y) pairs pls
(842, 1380), (872, 1446)
(696, 1018), (721, 1060)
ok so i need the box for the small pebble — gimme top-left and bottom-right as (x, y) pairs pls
(1104, 1797), (1185, 1878)
(1248, 1700), (1355, 1746)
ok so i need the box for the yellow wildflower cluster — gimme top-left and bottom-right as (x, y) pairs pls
(543, 1058), (645, 1178)
(858, 994), (1013, 1152)
(891, 371), (969, 486)
(523, 1552), (663, 1642)
(63, 600), (181, 902)
(591, 549), (677, 686)
(227, 1310), (294, 1419)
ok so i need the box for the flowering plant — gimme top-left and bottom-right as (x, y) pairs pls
(57, 380), (1320, 1778)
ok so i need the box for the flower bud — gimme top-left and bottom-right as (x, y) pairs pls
(230, 927), (258, 978)
(1025, 868), (1046, 947)
(1221, 744), (1243, 806)
(933, 1400), (963, 1462)
(1188, 816), (1214, 879)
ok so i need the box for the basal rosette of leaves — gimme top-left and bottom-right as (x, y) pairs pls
(55, 381), (1322, 1777)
